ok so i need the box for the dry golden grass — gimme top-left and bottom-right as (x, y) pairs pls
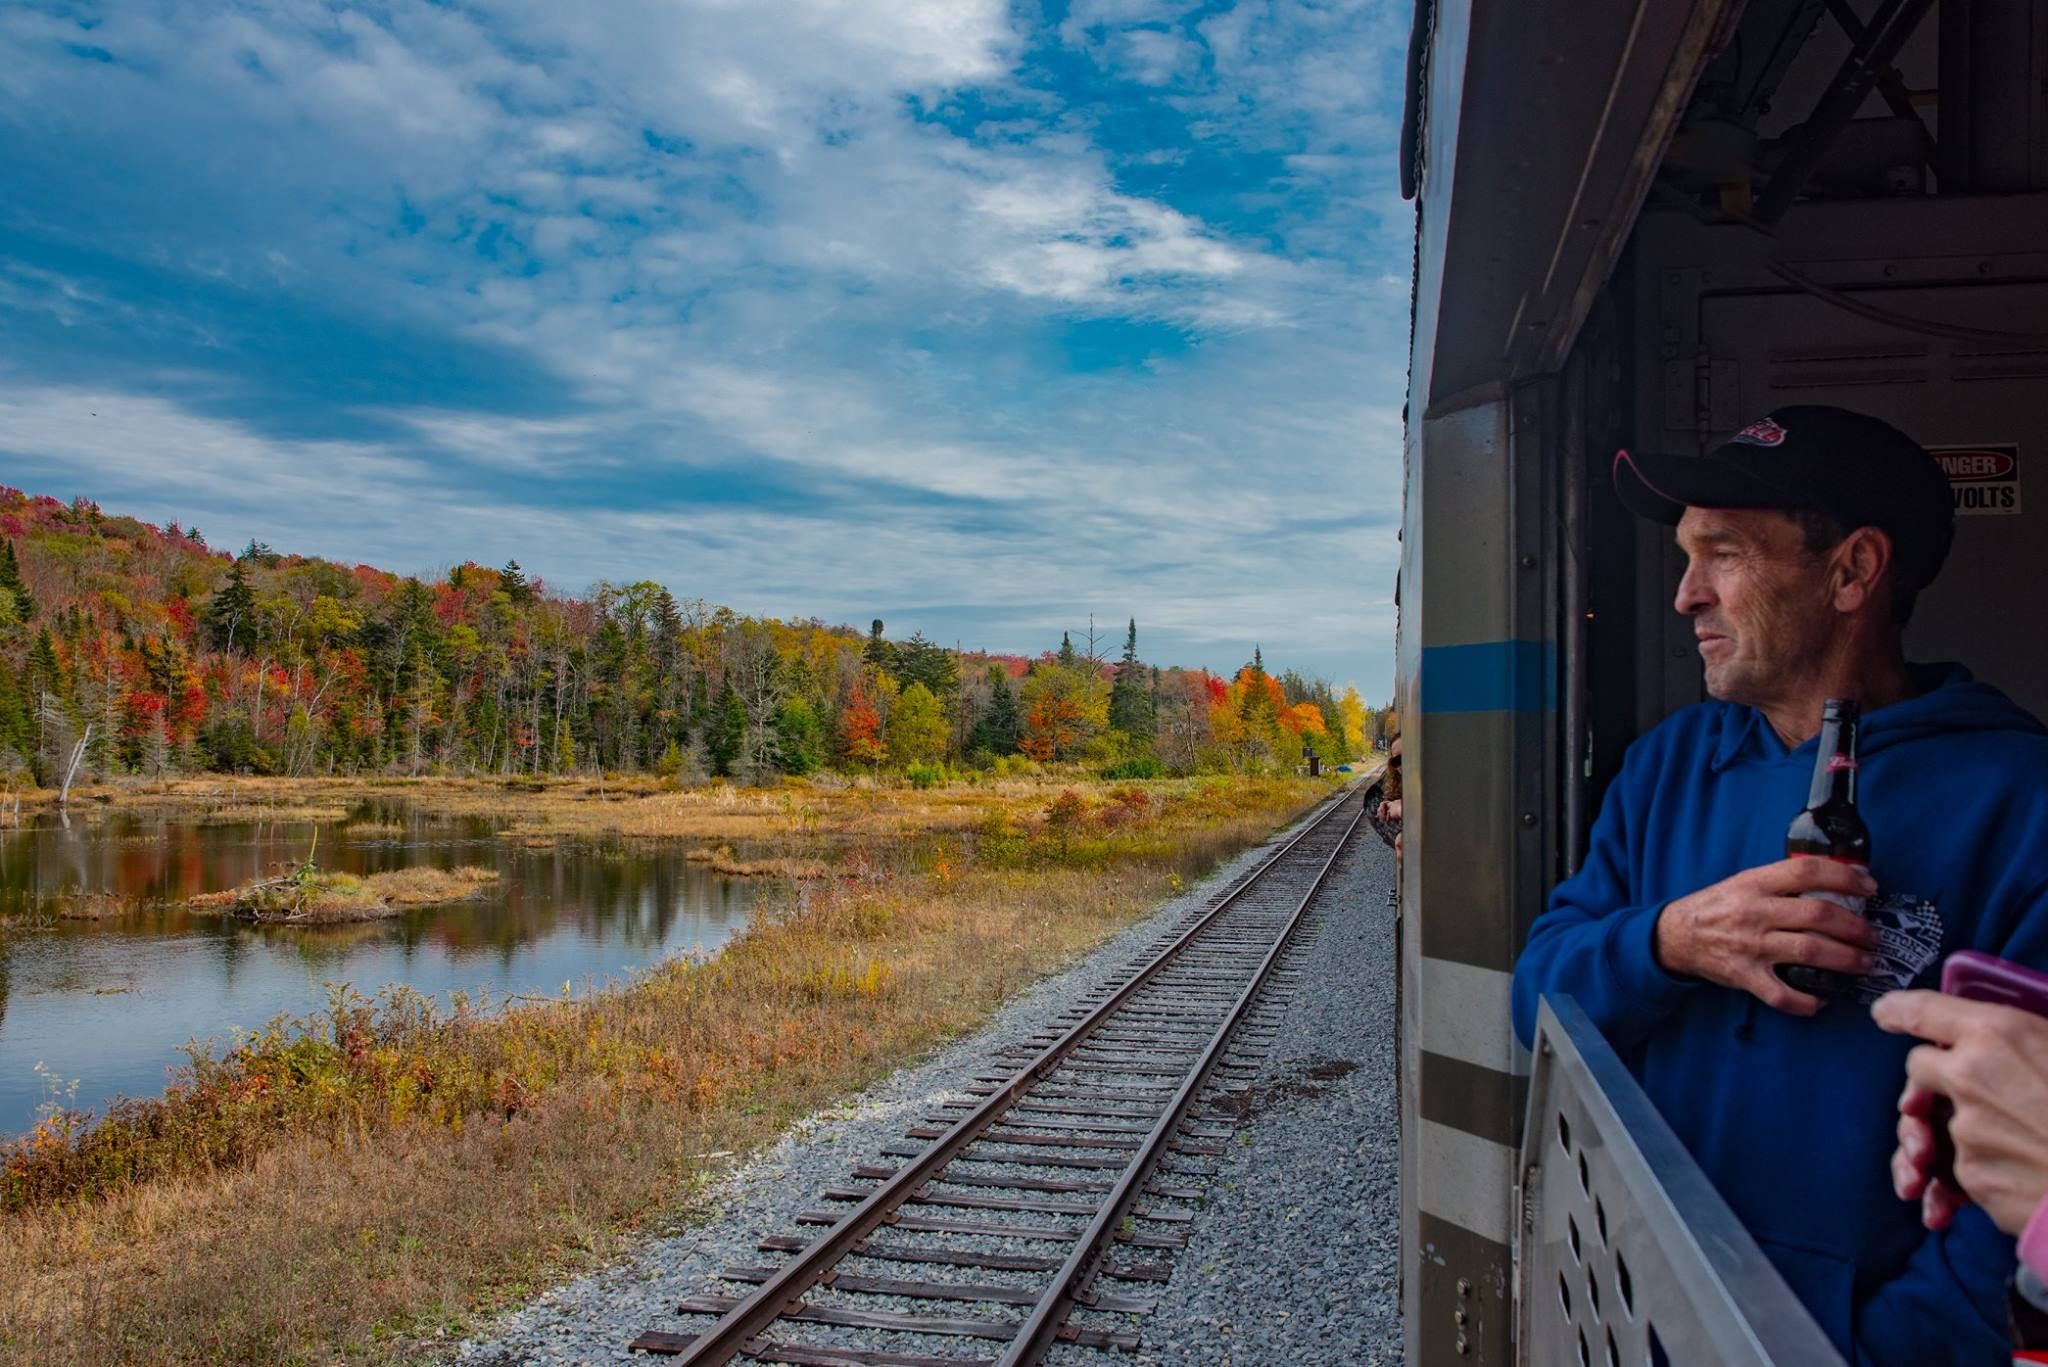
(684, 845), (826, 879)
(0, 775), (1330, 1365)
(28, 771), (1238, 844)
(195, 803), (353, 826)
(186, 866), (500, 924)
(51, 891), (132, 922)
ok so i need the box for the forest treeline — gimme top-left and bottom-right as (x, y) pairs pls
(0, 488), (1388, 786)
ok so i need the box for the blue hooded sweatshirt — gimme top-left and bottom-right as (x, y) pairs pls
(1512, 665), (2048, 1366)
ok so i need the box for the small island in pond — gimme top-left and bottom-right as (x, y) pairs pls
(186, 865), (500, 924)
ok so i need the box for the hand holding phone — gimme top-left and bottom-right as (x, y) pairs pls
(1873, 957), (2048, 1236)
(1940, 951), (2048, 1013)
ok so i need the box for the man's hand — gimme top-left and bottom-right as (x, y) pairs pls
(1377, 798), (1402, 866)
(1653, 858), (1881, 1015)
(1873, 990), (2048, 1236)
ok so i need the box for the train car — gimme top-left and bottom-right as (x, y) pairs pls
(1397, 1), (2048, 1361)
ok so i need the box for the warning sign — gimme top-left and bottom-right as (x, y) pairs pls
(1932, 444), (2023, 516)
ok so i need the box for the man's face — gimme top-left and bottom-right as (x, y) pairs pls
(1674, 507), (1838, 706)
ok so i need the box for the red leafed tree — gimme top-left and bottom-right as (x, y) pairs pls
(838, 683), (886, 768)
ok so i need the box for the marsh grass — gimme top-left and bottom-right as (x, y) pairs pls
(51, 891), (133, 922)
(25, 772), (1233, 846)
(684, 845), (827, 879)
(184, 865), (500, 924)
(194, 803), (352, 826)
(0, 775), (1328, 1364)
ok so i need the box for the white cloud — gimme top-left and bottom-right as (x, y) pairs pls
(0, 384), (423, 512)
(388, 410), (606, 472)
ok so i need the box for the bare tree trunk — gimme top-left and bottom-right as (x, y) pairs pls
(57, 725), (92, 805)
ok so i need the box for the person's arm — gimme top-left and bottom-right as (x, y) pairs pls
(1513, 752), (1881, 1050)
(1511, 766), (1699, 1051)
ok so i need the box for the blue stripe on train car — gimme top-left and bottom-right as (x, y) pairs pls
(1419, 640), (1556, 714)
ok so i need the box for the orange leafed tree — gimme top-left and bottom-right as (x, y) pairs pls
(1020, 694), (1083, 761)
(838, 683), (885, 767)
(1280, 701), (1326, 736)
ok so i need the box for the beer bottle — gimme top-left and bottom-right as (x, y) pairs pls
(1775, 699), (1871, 999)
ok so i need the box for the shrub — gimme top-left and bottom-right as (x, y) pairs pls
(904, 761), (948, 789)
(972, 810), (1029, 867)
(1043, 788), (1088, 855)
(1098, 755), (1163, 780)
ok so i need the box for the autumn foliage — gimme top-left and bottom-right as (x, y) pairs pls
(837, 683), (885, 768)
(0, 486), (1374, 785)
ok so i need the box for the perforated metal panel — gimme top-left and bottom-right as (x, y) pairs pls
(1519, 998), (1846, 1367)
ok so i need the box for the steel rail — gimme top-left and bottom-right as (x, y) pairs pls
(998, 796), (1365, 1364)
(665, 786), (1363, 1365)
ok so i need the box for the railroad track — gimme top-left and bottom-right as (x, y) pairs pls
(629, 786), (1366, 1366)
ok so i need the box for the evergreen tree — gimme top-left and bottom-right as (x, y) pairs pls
(653, 588), (683, 656)
(775, 696), (825, 774)
(0, 656), (30, 766)
(0, 540), (31, 624)
(865, 618), (893, 672)
(1108, 618), (1154, 737)
(969, 667), (1022, 756)
(208, 557), (256, 654)
(894, 633), (959, 696)
(394, 577), (437, 639)
(1057, 632), (1077, 667)
(25, 628), (63, 704)
(710, 681), (746, 776)
(500, 560), (531, 604)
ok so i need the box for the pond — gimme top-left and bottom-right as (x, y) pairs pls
(0, 804), (762, 1137)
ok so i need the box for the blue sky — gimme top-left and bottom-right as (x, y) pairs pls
(0, 0), (1412, 692)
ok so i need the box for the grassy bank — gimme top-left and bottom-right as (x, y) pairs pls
(0, 774), (1331, 1364)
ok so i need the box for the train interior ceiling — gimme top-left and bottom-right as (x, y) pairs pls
(1586, 0), (2048, 776)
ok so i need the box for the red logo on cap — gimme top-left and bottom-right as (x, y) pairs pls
(1734, 417), (1788, 447)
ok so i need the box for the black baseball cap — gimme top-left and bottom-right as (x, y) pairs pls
(1612, 405), (1955, 585)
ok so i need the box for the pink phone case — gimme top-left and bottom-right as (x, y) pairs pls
(1940, 949), (2048, 1019)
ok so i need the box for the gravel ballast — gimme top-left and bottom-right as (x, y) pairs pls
(453, 797), (1400, 1366)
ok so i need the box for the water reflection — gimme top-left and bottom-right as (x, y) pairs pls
(0, 805), (760, 1136)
